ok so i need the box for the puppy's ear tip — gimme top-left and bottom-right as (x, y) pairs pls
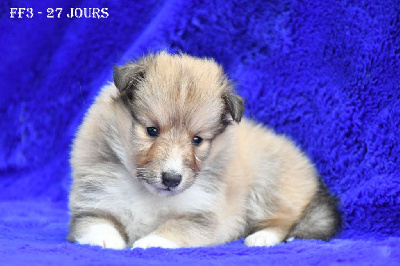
(113, 65), (127, 91)
(233, 113), (244, 123)
(223, 92), (245, 123)
(112, 65), (120, 75)
(113, 62), (146, 93)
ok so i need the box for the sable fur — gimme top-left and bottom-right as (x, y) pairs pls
(68, 52), (340, 249)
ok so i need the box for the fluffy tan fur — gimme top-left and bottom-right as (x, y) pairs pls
(68, 52), (339, 249)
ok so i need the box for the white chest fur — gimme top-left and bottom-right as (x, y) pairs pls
(82, 169), (219, 244)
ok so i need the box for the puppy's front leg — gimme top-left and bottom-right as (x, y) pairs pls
(68, 211), (128, 249)
(132, 213), (217, 249)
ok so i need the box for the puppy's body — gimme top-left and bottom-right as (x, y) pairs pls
(69, 52), (340, 249)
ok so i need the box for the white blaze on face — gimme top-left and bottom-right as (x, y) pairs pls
(163, 146), (184, 175)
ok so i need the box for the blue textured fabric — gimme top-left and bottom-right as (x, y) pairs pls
(1, 0), (399, 264)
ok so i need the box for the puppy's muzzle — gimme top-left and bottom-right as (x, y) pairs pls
(161, 171), (182, 188)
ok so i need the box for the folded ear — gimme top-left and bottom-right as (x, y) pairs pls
(113, 63), (146, 94)
(223, 91), (245, 123)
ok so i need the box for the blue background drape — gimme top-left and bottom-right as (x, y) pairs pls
(1, 0), (399, 264)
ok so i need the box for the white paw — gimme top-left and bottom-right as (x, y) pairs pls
(132, 234), (179, 249)
(245, 230), (282, 247)
(76, 223), (126, 250)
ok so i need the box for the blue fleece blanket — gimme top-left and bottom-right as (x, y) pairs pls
(1, 0), (399, 264)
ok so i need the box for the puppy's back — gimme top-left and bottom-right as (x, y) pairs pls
(231, 119), (340, 242)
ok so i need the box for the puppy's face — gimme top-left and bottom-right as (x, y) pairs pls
(114, 52), (244, 197)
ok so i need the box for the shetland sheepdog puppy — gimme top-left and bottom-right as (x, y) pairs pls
(68, 52), (340, 249)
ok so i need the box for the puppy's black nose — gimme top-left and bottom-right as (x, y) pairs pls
(161, 172), (182, 188)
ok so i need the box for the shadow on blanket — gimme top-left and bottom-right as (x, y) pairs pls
(0, 0), (399, 264)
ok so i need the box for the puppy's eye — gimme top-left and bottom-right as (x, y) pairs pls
(193, 136), (203, 145)
(147, 127), (159, 137)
